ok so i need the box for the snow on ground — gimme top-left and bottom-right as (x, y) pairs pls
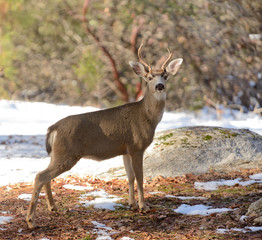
(0, 211), (13, 231)
(165, 195), (208, 200)
(249, 172), (262, 180)
(18, 192), (46, 201)
(1, 100), (262, 236)
(149, 192), (208, 200)
(194, 173), (262, 191)
(217, 226), (262, 234)
(92, 220), (117, 239)
(91, 220), (134, 240)
(63, 184), (94, 191)
(0, 100), (98, 135)
(173, 204), (232, 216)
(80, 189), (123, 210)
(1, 99), (262, 187)
(0, 215), (13, 225)
(0, 156), (124, 187)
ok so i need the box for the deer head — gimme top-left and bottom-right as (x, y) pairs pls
(129, 41), (183, 97)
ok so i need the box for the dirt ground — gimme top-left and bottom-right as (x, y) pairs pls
(1, 169), (262, 239)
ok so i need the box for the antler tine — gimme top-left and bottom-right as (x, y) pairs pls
(161, 48), (173, 70)
(138, 40), (152, 72)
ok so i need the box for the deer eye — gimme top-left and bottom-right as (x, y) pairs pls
(148, 76), (153, 81)
(161, 70), (168, 80)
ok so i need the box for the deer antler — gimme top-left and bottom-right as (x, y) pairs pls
(161, 48), (173, 70)
(138, 40), (152, 72)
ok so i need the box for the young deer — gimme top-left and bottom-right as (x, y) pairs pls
(26, 42), (183, 228)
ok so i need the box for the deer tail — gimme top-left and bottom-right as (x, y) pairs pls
(46, 127), (57, 155)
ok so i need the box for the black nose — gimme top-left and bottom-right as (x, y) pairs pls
(155, 83), (165, 91)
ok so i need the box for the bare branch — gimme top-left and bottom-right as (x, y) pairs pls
(130, 18), (144, 54)
(225, 103), (244, 114)
(81, 0), (128, 102)
(204, 95), (223, 119)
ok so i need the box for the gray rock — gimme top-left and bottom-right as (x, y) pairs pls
(247, 198), (262, 217)
(143, 126), (262, 178)
(101, 126), (262, 179)
(246, 198), (262, 225)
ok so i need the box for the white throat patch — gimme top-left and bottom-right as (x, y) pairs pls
(153, 91), (166, 101)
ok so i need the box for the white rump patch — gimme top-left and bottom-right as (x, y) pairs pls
(48, 130), (57, 148)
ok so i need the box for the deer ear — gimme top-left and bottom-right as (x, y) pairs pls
(129, 61), (147, 77)
(166, 58), (183, 75)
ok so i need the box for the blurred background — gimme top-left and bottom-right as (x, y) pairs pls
(0, 0), (261, 112)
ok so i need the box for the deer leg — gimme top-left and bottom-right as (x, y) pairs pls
(44, 182), (57, 212)
(123, 154), (137, 210)
(130, 152), (149, 211)
(26, 159), (77, 229)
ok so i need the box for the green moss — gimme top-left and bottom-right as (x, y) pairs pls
(81, 236), (92, 240)
(231, 133), (238, 137)
(154, 133), (176, 146)
(157, 133), (174, 141)
(203, 135), (213, 141)
(219, 130), (239, 138)
(158, 185), (175, 193)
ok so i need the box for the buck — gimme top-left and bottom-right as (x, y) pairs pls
(26, 42), (183, 229)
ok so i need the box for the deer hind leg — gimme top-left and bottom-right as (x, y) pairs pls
(26, 158), (77, 229)
(44, 182), (57, 212)
(130, 152), (149, 211)
(123, 154), (138, 210)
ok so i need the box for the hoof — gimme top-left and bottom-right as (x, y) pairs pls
(129, 203), (138, 210)
(48, 205), (58, 212)
(139, 205), (150, 213)
(129, 204), (138, 211)
(26, 218), (36, 229)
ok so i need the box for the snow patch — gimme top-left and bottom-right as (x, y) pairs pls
(165, 195), (207, 200)
(246, 226), (262, 232)
(92, 221), (116, 240)
(148, 191), (164, 195)
(80, 190), (123, 210)
(217, 226), (262, 234)
(63, 184), (94, 191)
(91, 221), (134, 240)
(216, 228), (229, 234)
(174, 204), (232, 216)
(0, 216), (13, 224)
(249, 173), (262, 180)
(149, 192), (208, 200)
(18, 192), (45, 201)
(194, 177), (262, 191)
(240, 215), (248, 223)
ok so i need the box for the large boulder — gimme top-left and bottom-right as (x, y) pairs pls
(143, 126), (262, 178)
(246, 198), (262, 224)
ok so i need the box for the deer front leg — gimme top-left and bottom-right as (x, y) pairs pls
(123, 154), (138, 210)
(130, 152), (149, 211)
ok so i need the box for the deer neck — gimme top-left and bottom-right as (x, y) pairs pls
(141, 86), (166, 126)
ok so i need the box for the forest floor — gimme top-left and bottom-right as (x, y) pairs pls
(1, 169), (262, 240)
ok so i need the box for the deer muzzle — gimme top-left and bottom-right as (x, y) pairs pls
(155, 83), (165, 91)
